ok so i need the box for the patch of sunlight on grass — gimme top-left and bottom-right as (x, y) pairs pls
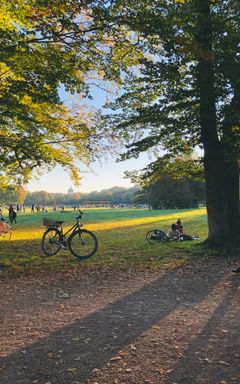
(6, 208), (206, 242)
(88, 208), (206, 232)
(0, 208), (208, 272)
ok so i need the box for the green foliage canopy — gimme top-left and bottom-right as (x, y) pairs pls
(146, 176), (205, 210)
(0, 0), (140, 187)
(103, 0), (239, 176)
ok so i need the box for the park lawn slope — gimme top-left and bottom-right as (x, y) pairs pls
(0, 208), (207, 272)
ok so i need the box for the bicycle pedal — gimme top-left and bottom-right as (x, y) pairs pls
(60, 244), (68, 250)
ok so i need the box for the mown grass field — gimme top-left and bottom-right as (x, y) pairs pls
(0, 207), (208, 271)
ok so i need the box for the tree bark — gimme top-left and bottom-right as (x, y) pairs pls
(224, 159), (239, 236)
(195, 0), (231, 244)
(222, 91), (240, 241)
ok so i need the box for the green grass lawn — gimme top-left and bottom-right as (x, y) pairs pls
(0, 207), (208, 272)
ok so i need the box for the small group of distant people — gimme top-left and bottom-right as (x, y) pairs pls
(167, 219), (200, 241)
(31, 204), (47, 213)
(16, 204), (26, 213)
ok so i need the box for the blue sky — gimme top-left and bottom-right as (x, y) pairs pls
(27, 84), (150, 193)
(27, 154), (149, 193)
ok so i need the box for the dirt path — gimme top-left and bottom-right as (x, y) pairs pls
(0, 261), (240, 384)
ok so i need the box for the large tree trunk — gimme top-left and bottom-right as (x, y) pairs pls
(195, 0), (231, 245)
(222, 91), (240, 241)
(203, 149), (231, 243)
(224, 159), (239, 236)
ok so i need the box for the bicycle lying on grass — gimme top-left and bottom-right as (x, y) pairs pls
(146, 229), (172, 245)
(146, 229), (200, 244)
(41, 210), (98, 260)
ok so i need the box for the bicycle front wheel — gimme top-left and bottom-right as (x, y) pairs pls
(146, 229), (169, 245)
(41, 227), (61, 256)
(69, 229), (98, 259)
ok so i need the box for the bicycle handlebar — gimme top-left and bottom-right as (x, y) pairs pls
(76, 209), (84, 220)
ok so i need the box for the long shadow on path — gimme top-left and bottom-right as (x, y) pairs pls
(0, 267), (224, 384)
(165, 275), (240, 384)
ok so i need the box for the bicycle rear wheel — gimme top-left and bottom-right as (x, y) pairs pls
(146, 229), (169, 244)
(41, 227), (61, 256)
(69, 229), (98, 259)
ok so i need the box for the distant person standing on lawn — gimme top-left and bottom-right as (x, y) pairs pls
(8, 205), (17, 224)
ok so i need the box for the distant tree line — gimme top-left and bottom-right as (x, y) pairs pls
(0, 186), (28, 206)
(24, 186), (139, 206)
(0, 178), (205, 209)
(135, 177), (205, 210)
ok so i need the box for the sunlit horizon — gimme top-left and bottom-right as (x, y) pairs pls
(26, 154), (150, 194)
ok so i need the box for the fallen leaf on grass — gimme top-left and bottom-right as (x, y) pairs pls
(92, 368), (100, 374)
(67, 367), (77, 373)
(53, 288), (70, 299)
(218, 360), (230, 366)
(204, 358), (213, 364)
(155, 368), (164, 374)
(129, 344), (136, 351)
(110, 356), (122, 362)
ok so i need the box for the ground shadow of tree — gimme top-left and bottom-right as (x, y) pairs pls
(0, 267), (225, 384)
(165, 275), (240, 384)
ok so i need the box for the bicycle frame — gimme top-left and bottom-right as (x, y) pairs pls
(58, 220), (82, 242)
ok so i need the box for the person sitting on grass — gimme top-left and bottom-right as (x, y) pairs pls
(167, 223), (181, 239)
(176, 219), (200, 240)
(176, 219), (184, 235)
(168, 222), (200, 241)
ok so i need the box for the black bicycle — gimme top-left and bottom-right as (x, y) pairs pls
(146, 229), (171, 245)
(41, 210), (98, 259)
